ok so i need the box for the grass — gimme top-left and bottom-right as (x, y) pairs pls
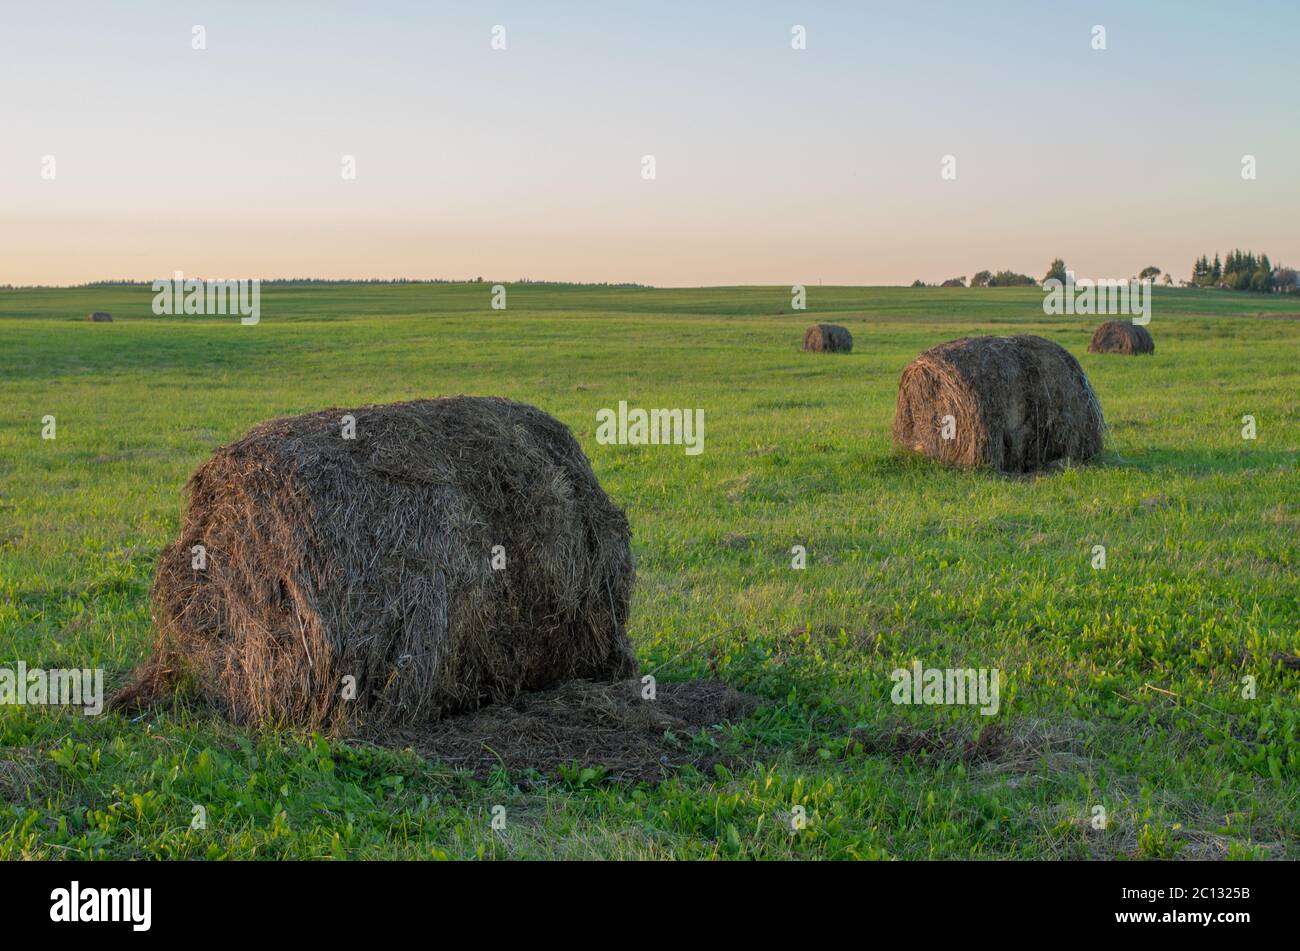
(1, 283), (1297, 860)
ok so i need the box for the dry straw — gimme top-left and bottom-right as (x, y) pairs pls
(803, 324), (853, 353)
(1088, 320), (1154, 354)
(892, 335), (1105, 473)
(114, 396), (638, 730)
(382, 678), (758, 784)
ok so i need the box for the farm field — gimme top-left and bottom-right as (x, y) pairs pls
(1, 283), (1297, 860)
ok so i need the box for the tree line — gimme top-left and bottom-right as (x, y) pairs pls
(913, 254), (1297, 292)
(1190, 251), (1296, 292)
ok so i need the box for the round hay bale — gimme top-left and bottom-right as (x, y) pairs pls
(803, 323), (853, 353)
(87, 311), (112, 322)
(1088, 320), (1153, 354)
(892, 335), (1104, 473)
(117, 396), (638, 729)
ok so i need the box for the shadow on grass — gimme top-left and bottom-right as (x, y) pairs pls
(1104, 448), (1297, 474)
(863, 446), (1296, 479)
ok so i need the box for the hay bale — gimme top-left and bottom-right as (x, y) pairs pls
(803, 323), (853, 353)
(1088, 320), (1153, 354)
(892, 335), (1104, 473)
(116, 396), (638, 729)
(87, 311), (112, 322)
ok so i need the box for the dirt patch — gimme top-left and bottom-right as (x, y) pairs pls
(1238, 648), (1300, 671)
(373, 678), (759, 784)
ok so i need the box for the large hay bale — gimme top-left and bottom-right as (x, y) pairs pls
(892, 335), (1104, 473)
(87, 311), (112, 322)
(1088, 320), (1154, 354)
(118, 396), (638, 729)
(803, 323), (853, 353)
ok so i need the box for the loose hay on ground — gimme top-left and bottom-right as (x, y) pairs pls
(1088, 320), (1154, 354)
(114, 396), (638, 731)
(376, 678), (759, 784)
(0, 748), (45, 802)
(891, 334), (1105, 473)
(848, 717), (1094, 775)
(802, 324), (853, 353)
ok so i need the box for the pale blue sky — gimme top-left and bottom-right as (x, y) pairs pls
(3, 1), (1296, 285)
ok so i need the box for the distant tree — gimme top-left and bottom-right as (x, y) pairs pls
(1138, 266), (1161, 282)
(1220, 250), (1256, 290)
(1211, 253), (1222, 282)
(986, 270), (1037, 287)
(1162, 273), (1173, 286)
(1273, 267), (1297, 292)
(911, 279), (927, 287)
(1043, 258), (1068, 284)
(939, 277), (967, 287)
(970, 270), (992, 288)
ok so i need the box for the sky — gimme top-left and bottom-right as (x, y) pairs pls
(2, 1), (1297, 286)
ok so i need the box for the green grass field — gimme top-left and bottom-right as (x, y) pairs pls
(2, 283), (1297, 860)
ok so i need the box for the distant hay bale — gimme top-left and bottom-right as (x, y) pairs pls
(892, 335), (1105, 473)
(87, 312), (112, 322)
(803, 324), (853, 353)
(115, 396), (638, 729)
(1088, 320), (1154, 355)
